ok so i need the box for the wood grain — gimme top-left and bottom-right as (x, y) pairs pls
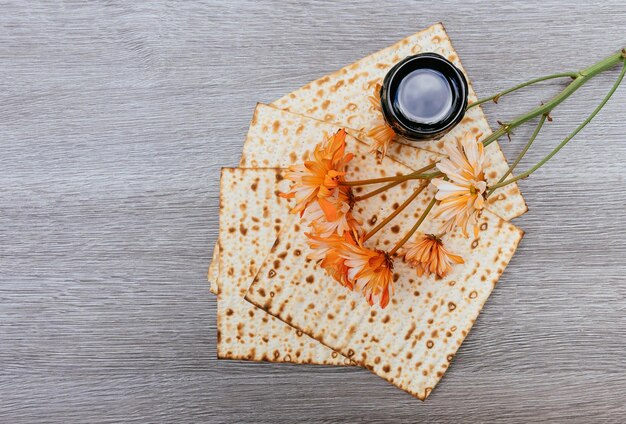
(1, 1), (625, 422)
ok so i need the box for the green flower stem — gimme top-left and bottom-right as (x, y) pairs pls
(488, 59), (626, 191)
(354, 179), (404, 202)
(467, 72), (579, 110)
(354, 169), (445, 201)
(481, 49), (625, 149)
(486, 113), (547, 197)
(342, 162), (437, 187)
(389, 196), (437, 256)
(341, 175), (405, 186)
(363, 183), (427, 242)
(344, 50), (625, 192)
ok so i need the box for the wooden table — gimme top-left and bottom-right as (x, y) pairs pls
(2, 1), (625, 422)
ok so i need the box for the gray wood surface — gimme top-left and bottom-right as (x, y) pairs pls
(1, 1), (625, 422)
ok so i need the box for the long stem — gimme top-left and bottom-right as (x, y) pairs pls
(468, 72), (578, 109)
(482, 50), (625, 149)
(389, 196), (437, 255)
(420, 171), (443, 180)
(363, 183), (427, 242)
(489, 59), (626, 191)
(487, 113), (547, 197)
(342, 174), (410, 187)
(355, 179), (403, 202)
(342, 162), (437, 187)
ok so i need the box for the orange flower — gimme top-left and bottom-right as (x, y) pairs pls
(306, 232), (355, 289)
(302, 189), (362, 238)
(280, 129), (354, 217)
(398, 233), (464, 278)
(366, 83), (396, 158)
(340, 242), (394, 308)
(431, 132), (488, 237)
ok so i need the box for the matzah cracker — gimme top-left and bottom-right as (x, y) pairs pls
(217, 168), (348, 365)
(245, 138), (523, 399)
(208, 246), (219, 294)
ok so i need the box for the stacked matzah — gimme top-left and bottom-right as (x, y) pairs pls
(209, 23), (525, 399)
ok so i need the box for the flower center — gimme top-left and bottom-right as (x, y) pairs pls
(368, 255), (385, 270)
(324, 170), (342, 189)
